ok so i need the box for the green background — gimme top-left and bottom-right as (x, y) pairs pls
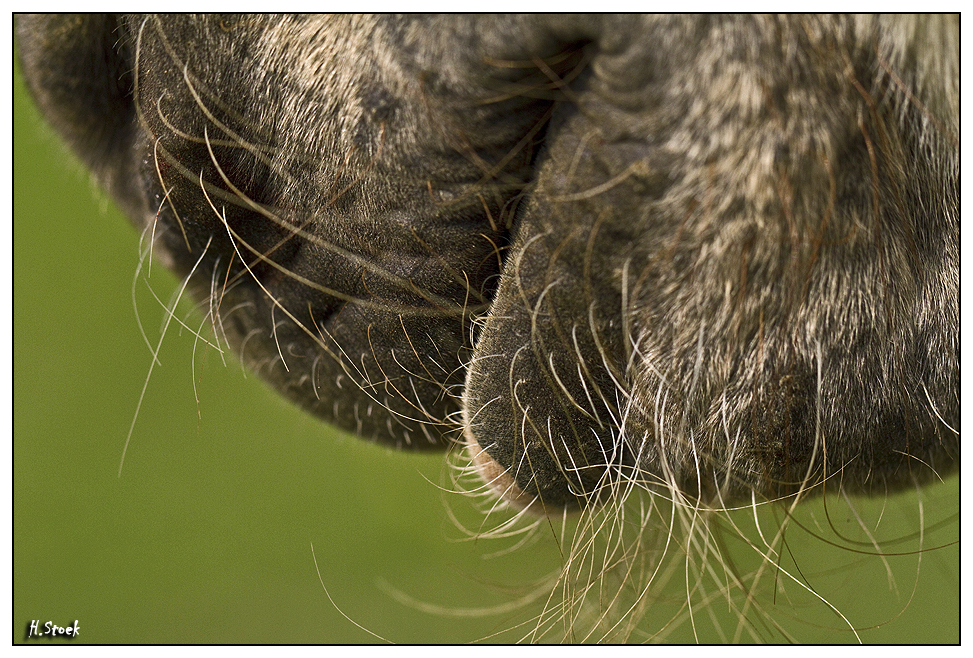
(13, 58), (958, 644)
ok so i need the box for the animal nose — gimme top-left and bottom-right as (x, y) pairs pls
(459, 214), (638, 513)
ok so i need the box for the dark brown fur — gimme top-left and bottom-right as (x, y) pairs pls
(18, 14), (958, 641)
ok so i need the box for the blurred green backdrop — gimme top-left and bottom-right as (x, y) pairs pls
(13, 55), (958, 644)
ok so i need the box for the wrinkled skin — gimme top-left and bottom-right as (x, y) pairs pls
(18, 15), (958, 512)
